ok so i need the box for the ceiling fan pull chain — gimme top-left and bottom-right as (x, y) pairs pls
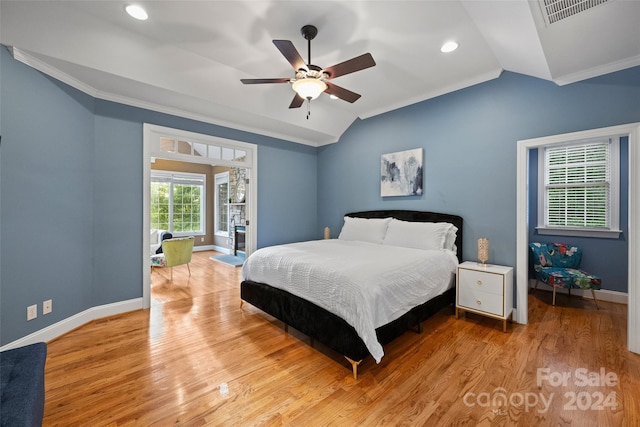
(306, 99), (311, 119)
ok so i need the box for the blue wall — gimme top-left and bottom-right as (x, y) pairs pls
(318, 68), (640, 283)
(1, 50), (96, 342)
(0, 47), (318, 345)
(2, 40), (639, 345)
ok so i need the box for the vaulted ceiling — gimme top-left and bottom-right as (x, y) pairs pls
(2, 1), (639, 146)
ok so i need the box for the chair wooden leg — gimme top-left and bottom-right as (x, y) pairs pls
(552, 287), (557, 306)
(170, 267), (173, 282)
(533, 279), (539, 293)
(187, 263), (191, 276)
(568, 288), (571, 298)
(590, 289), (600, 310)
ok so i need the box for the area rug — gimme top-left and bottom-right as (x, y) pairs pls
(210, 254), (245, 267)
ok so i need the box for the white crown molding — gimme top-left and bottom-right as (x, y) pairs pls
(359, 68), (503, 120)
(553, 55), (640, 86)
(9, 46), (98, 97)
(92, 89), (330, 147)
(8, 46), (328, 147)
(0, 298), (143, 351)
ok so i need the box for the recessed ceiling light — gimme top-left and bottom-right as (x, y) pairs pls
(125, 4), (148, 20)
(440, 41), (458, 53)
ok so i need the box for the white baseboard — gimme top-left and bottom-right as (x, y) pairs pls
(528, 279), (628, 304)
(210, 245), (231, 254)
(509, 282), (626, 325)
(193, 244), (218, 252)
(0, 298), (143, 351)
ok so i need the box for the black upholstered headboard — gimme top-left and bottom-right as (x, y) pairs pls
(345, 210), (463, 262)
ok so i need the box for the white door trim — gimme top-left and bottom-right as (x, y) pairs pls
(142, 124), (258, 309)
(516, 122), (640, 354)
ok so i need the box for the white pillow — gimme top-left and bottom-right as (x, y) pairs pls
(338, 216), (391, 244)
(383, 219), (455, 251)
(444, 225), (459, 251)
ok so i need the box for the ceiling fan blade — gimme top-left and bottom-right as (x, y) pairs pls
(273, 40), (306, 71)
(323, 53), (376, 79)
(241, 78), (291, 84)
(325, 82), (361, 103)
(289, 93), (305, 109)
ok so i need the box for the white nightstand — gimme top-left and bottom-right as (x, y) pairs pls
(456, 261), (514, 332)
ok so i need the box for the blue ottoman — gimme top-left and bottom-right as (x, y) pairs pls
(0, 342), (47, 427)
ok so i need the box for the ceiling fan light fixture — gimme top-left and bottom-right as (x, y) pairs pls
(292, 78), (327, 100)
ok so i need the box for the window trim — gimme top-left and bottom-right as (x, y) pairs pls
(150, 170), (206, 237)
(537, 136), (621, 239)
(214, 172), (230, 237)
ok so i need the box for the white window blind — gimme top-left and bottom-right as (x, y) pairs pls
(537, 136), (621, 238)
(545, 141), (610, 228)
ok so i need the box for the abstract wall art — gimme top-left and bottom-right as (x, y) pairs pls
(380, 148), (423, 197)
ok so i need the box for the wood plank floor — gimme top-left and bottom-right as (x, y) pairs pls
(42, 251), (640, 426)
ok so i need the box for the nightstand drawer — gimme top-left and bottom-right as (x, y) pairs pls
(458, 287), (504, 316)
(458, 268), (504, 295)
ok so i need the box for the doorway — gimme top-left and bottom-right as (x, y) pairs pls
(142, 124), (258, 309)
(515, 122), (640, 354)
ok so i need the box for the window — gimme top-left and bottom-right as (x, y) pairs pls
(537, 137), (620, 238)
(157, 137), (249, 163)
(150, 171), (205, 236)
(215, 172), (229, 236)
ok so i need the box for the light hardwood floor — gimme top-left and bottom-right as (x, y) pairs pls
(42, 251), (640, 426)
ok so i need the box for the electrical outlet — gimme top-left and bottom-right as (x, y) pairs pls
(200, 237), (205, 242)
(43, 299), (52, 315)
(27, 304), (37, 321)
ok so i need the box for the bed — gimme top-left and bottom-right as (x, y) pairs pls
(240, 210), (463, 378)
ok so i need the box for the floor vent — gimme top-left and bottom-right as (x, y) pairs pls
(540, 0), (610, 25)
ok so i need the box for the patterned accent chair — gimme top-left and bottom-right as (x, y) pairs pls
(529, 242), (601, 309)
(150, 236), (194, 282)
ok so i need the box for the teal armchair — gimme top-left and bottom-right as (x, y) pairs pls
(529, 242), (601, 309)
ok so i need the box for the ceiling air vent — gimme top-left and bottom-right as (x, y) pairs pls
(540, 0), (610, 25)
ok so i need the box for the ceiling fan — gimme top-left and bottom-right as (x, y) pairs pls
(241, 25), (376, 118)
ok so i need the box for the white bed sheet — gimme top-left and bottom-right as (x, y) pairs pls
(242, 239), (458, 363)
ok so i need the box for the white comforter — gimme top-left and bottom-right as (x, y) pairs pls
(242, 239), (458, 363)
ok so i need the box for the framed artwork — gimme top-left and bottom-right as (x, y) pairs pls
(380, 148), (423, 196)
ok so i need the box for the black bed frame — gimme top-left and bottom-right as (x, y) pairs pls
(240, 210), (463, 378)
